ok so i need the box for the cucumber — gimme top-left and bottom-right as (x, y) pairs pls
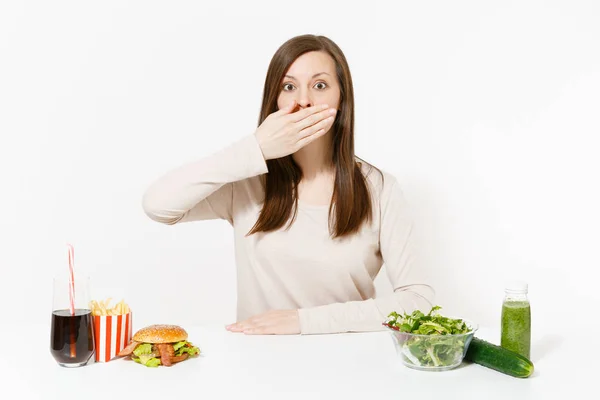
(465, 337), (534, 378)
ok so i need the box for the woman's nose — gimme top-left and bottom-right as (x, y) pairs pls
(295, 89), (312, 108)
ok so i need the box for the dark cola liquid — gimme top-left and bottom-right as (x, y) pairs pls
(50, 309), (95, 366)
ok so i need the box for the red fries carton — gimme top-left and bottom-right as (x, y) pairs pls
(89, 299), (133, 363)
(93, 312), (133, 362)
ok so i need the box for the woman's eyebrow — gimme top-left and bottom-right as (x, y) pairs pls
(284, 72), (331, 80)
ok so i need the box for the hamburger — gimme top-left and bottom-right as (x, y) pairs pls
(118, 324), (200, 367)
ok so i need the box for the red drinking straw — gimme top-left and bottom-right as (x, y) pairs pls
(67, 244), (75, 316)
(67, 244), (76, 358)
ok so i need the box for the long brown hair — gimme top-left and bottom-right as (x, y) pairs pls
(248, 34), (374, 239)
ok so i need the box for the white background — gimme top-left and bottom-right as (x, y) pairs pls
(1, 0), (598, 341)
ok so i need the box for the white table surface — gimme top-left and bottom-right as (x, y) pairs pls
(3, 323), (588, 399)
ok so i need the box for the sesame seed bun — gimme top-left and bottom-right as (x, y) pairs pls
(132, 324), (188, 343)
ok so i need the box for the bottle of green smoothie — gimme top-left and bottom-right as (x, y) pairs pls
(501, 281), (531, 359)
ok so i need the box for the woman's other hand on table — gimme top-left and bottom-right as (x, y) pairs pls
(226, 309), (300, 335)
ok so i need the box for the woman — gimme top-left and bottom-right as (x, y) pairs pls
(142, 34), (432, 335)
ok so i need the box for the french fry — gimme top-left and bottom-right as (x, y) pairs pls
(89, 297), (130, 316)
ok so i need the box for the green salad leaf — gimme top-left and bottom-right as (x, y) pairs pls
(132, 343), (153, 357)
(173, 341), (200, 357)
(173, 341), (187, 352)
(384, 306), (473, 368)
(133, 354), (161, 367)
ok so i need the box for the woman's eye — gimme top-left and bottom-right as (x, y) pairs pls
(282, 83), (295, 91)
(314, 82), (327, 90)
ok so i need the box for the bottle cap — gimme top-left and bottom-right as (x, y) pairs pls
(505, 280), (528, 294)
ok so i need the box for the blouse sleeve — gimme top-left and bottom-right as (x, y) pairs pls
(142, 134), (268, 225)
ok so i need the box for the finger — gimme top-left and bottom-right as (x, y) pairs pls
(271, 100), (297, 117)
(227, 310), (272, 332)
(294, 108), (337, 132)
(226, 320), (242, 330)
(243, 328), (263, 335)
(287, 103), (330, 122)
(295, 125), (330, 150)
(230, 321), (253, 332)
(297, 115), (335, 141)
(241, 311), (271, 324)
(227, 324), (245, 332)
(229, 317), (257, 332)
(244, 326), (273, 335)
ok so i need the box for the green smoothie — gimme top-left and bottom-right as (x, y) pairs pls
(501, 301), (531, 359)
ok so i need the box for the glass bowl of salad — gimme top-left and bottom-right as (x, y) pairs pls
(383, 306), (478, 371)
